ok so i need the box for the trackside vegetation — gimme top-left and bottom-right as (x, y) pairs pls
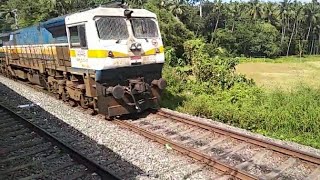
(1, 0), (320, 149)
(162, 39), (320, 149)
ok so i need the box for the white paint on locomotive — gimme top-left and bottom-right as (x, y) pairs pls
(65, 7), (164, 70)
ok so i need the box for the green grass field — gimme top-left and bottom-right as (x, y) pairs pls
(237, 56), (320, 90)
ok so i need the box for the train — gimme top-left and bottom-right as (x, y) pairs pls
(0, 2), (166, 119)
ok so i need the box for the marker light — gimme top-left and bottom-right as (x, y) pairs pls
(108, 51), (114, 57)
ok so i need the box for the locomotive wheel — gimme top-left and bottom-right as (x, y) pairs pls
(7, 71), (13, 79)
(47, 84), (52, 93)
(69, 100), (77, 107)
(79, 95), (88, 109)
(61, 92), (68, 102)
(55, 93), (61, 100)
(105, 116), (114, 121)
(86, 108), (97, 115)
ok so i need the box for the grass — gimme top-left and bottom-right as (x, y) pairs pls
(236, 58), (320, 90)
(238, 55), (320, 63)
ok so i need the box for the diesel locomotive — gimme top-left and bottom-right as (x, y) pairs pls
(0, 3), (166, 119)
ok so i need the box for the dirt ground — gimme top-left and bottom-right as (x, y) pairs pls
(236, 61), (320, 90)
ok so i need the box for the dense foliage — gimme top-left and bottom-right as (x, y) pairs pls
(2, 0), (320, 58)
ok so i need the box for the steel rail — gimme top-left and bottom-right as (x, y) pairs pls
(113, 119), (258, 180)
(0, 103), (120, 180)
(158, 109), (320, 166)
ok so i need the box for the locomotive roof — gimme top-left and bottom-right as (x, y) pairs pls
(0, 32), (10, 38)
(65, 7), (157, 25)
(0, 7), (157, 39)
(40, 15), (67, 29)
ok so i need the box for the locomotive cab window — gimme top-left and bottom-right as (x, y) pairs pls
(131, 18), (159, 39)
(95, 17), (129, 40)
(68, 25), (87, 48)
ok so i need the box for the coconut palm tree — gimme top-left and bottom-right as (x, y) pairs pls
(0, 1), (17, 31)
(210, 0), (222, 43)
(279, 0), (290, 44)
(227, 1), (243, 32)
(304, 0), (319, 53)
(165, 0), (187, 18)
(263, 2), (279, 27)
(286, 0), (303, 56)
(248, 0), (262, 20)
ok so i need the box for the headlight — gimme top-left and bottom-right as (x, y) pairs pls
(130, 44), (137, 50)
(136, 43), (142, 50)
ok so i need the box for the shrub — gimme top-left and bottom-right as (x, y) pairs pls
(183, 39), (254, 89)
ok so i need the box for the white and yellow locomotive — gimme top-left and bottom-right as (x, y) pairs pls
(0, 3), (166, 118)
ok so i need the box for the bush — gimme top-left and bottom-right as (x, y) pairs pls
(165, 80), (320, 148)
(183, 39), (254, 89)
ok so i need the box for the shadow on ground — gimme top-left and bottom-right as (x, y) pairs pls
(160, 89), (186, 110)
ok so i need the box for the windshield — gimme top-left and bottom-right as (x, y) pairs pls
(131, 18), (159, 39)
(96, 17), (129, 40)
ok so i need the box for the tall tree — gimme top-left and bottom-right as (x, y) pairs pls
(286, 0), (302, 56)
(248, 0), (262, 20)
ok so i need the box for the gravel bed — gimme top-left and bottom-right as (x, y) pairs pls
(222, 153), (248, 167)
(0, 76), (222, 179)
(208, 146), (225, 157)
(0, 124), (25, 133)
(247, 163), (273, 177)
(138, 114), (261, 162)
(280, 160), (317, 179)
(256, 151), (288, 171)
(157, 119), (191, 132)
(1, 152), (67, 179)
(5, 142), (53, 158)
(45, 164), (89, 179)
(194, 133), (224, 150)
(1, 132), (37, 144)
(187, 139), (209, 149)
(39, 154), (74, 171)
(234, 145), (263, 162)
(184, 166), (221, 180)
(2, 148), (55, 169)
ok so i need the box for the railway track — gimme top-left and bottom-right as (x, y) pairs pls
(4, 77), (320, 179)
(0, 104), (120, 180)
(114, 109), (320, 180)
